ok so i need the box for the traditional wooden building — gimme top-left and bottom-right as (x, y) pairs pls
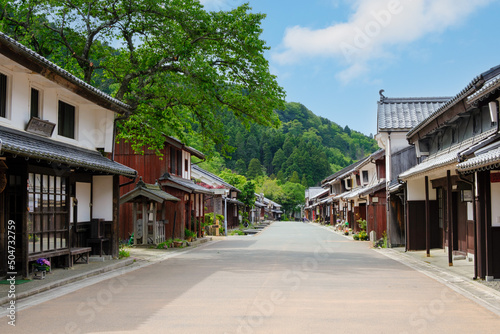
(402, 65), (500, 279)
(114, 136), (210, 241)
(376, 92), (451, 246)
(190, 164), (244, 230)
(321, 149), (386, 236)
(304, 188), (327, 221)
(0, 32), (137, 277)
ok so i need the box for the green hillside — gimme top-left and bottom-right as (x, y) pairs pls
(196, 102), (378, 187)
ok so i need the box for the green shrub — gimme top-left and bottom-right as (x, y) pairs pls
(119, 245), (130, 258)
(184, 228), (195, 239)
(359, 231), (368, 241)
(157, 239), (173, 249)
(353, 234), (360, 240)
(357, 219), (367, 232)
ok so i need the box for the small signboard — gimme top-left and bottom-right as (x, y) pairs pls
(26, 117), (55, 137)
(491, 171), (500, 183)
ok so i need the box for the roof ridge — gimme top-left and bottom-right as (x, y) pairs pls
(379, 97), (452, 104)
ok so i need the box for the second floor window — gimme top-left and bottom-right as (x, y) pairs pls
(0, 73), (7, 118)
(362, 171), (369, 184)
(58, 101), (75, 139)
(30, 88), (40, 118)
(170, 147), (176, 175)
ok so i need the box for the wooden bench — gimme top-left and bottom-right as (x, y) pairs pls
(29, 249), (70, 275)
(28, 248), (70, 264)
(69, 247), (92, 266)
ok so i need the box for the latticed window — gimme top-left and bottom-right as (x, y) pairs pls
(27, 173), (69, 254)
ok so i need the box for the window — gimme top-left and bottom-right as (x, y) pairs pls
(30, 88), (40, 118)
(0, 73), (7, 118)
(27, 173), (68, 254)
(185, 159), (189, 172)
(362, 171), (369, 184)
(170, 147), (176, 174)
(58, 101), (75, 138)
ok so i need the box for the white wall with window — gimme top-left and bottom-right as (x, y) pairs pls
(0, 56), (115, 153)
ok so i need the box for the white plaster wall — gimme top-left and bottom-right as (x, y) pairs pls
(92, 175), (113, 221)
(406, 177), (436, 201)
(183, 151), (191, 179)
(359, 162), (378, 186)
(491, 176), (500, 227)
(72, 182), (92, 223)
(0, 57), (115, 152)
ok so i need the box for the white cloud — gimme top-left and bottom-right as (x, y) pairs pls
(273, 0), (494, 82)
(198, 0), (239, 11)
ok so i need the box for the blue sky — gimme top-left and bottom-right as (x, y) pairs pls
(200, 0), (500, 136)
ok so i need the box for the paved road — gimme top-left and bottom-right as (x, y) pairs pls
(2, 222), (500, 333)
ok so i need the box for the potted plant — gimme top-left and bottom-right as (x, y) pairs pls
(184, 228), (195, 242)
(173, 238), (183, 247)
(34, 258), (51, 272)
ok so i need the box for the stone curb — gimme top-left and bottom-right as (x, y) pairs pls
(0, 258), (134, 307)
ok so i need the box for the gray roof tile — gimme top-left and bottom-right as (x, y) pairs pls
(378, 97), (450, 131)
(0, 125), (137, 177)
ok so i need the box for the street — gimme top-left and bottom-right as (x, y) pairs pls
(2, 221), (500, 333)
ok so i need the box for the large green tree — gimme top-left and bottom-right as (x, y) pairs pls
(1, 0), (285, 154)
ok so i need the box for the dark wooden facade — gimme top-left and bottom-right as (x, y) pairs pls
(366, 189), (387, 240)
(115, 139), (206, 241)
(0, 156), (122, 277)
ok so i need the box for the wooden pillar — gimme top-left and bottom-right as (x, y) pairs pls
(112, 174), (119, 257)
(425, 176), (430, 257)
(132, 202), (138, 245)
(476, 171), (486, 278)
(330, 202), (334, 225)
(484, 171), (493, 279)
(152, 202), (157, 245)
(447, 170), (453, 266)
(142, 200), (148, 245)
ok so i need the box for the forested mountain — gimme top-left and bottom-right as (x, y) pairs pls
(196, 102), (378, 187)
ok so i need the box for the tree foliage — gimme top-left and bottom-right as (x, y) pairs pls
(1, 0), (285, 154)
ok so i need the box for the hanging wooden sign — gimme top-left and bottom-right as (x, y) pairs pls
(26, 117), (56, 137)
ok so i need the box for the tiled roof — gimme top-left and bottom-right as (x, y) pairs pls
(255, 201), (266, 207)
(378, 96), (450, 131)
(160, 173), (213, 194)
(457, 146), (500, 174)
(399, 149), (460, 180)
(0, 125), (137, 177)
(407, 65), (500, 139)
(121, 179), (179, 204)
(226, 197), (244, 205)
(358, 180), (386, 197)
(467, 73), (500, 105)
(310, 188), (329, 200)
(191, 164), (240, 192)
(400, 130), (496, 180)
(0, 32), (130, 114)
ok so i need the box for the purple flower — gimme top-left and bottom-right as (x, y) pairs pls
(36, 258), (50, 267)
